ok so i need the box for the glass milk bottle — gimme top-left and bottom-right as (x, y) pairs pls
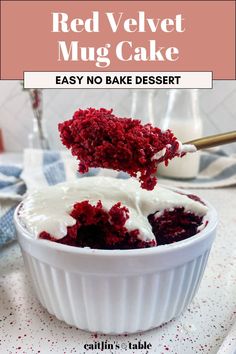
(131, 90), (156, 125)
(158, 89), (202, 179)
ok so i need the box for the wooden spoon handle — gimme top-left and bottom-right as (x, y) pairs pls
(184, 131), (236, 150)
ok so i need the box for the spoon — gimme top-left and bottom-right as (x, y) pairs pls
(184, 131), (236, 150)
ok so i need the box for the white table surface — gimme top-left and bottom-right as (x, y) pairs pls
(0, 154), (236, 354)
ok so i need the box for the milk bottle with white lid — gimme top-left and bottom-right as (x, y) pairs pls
(158, 89), (203, 179)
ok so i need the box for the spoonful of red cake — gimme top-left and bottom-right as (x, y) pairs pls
(58, 108), (190, 190)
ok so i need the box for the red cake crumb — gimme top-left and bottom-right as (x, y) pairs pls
(40, 200), (155, 250)
(148, 207), (204, 245)
(58, 108), (181, 190)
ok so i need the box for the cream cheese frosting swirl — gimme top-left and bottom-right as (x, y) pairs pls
(19, 176), (208, 242)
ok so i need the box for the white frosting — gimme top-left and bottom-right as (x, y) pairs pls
(177, 141), (197, 154)
(152, 141), (196, 163)
(19, 177), (208, 242)
(152, 148), (167, 161)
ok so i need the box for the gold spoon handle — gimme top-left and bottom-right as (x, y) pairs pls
(184, 131), (236, 150)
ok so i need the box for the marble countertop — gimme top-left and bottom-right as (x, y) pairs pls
(0, 155), (236, 353)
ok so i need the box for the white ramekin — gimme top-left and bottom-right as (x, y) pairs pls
(14, 194), (217, 335)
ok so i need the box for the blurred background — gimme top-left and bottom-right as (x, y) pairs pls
(0, 80), (235, 154)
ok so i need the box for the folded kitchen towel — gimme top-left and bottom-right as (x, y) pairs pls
(159, 149), (236, 189)
(0, 165), (26, 246)
(0, 148), (236, 247)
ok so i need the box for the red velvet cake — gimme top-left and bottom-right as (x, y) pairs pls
(40, 200), (155, 250)
(58, 108), (182, 190)
(39, 194), (206, 250)
(19, 176), (208, 250)
(19, 108), (207, 251)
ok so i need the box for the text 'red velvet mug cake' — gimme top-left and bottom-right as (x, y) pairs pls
(15, 107), (217, 334)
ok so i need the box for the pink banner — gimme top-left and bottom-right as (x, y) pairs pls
(1, 0), (235, 79)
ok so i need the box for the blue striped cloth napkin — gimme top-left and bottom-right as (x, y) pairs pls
(0, 148), (235, 247)
(0, 165), (26, 246)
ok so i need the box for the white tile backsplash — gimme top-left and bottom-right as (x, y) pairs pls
(0, 81), (235, 153)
